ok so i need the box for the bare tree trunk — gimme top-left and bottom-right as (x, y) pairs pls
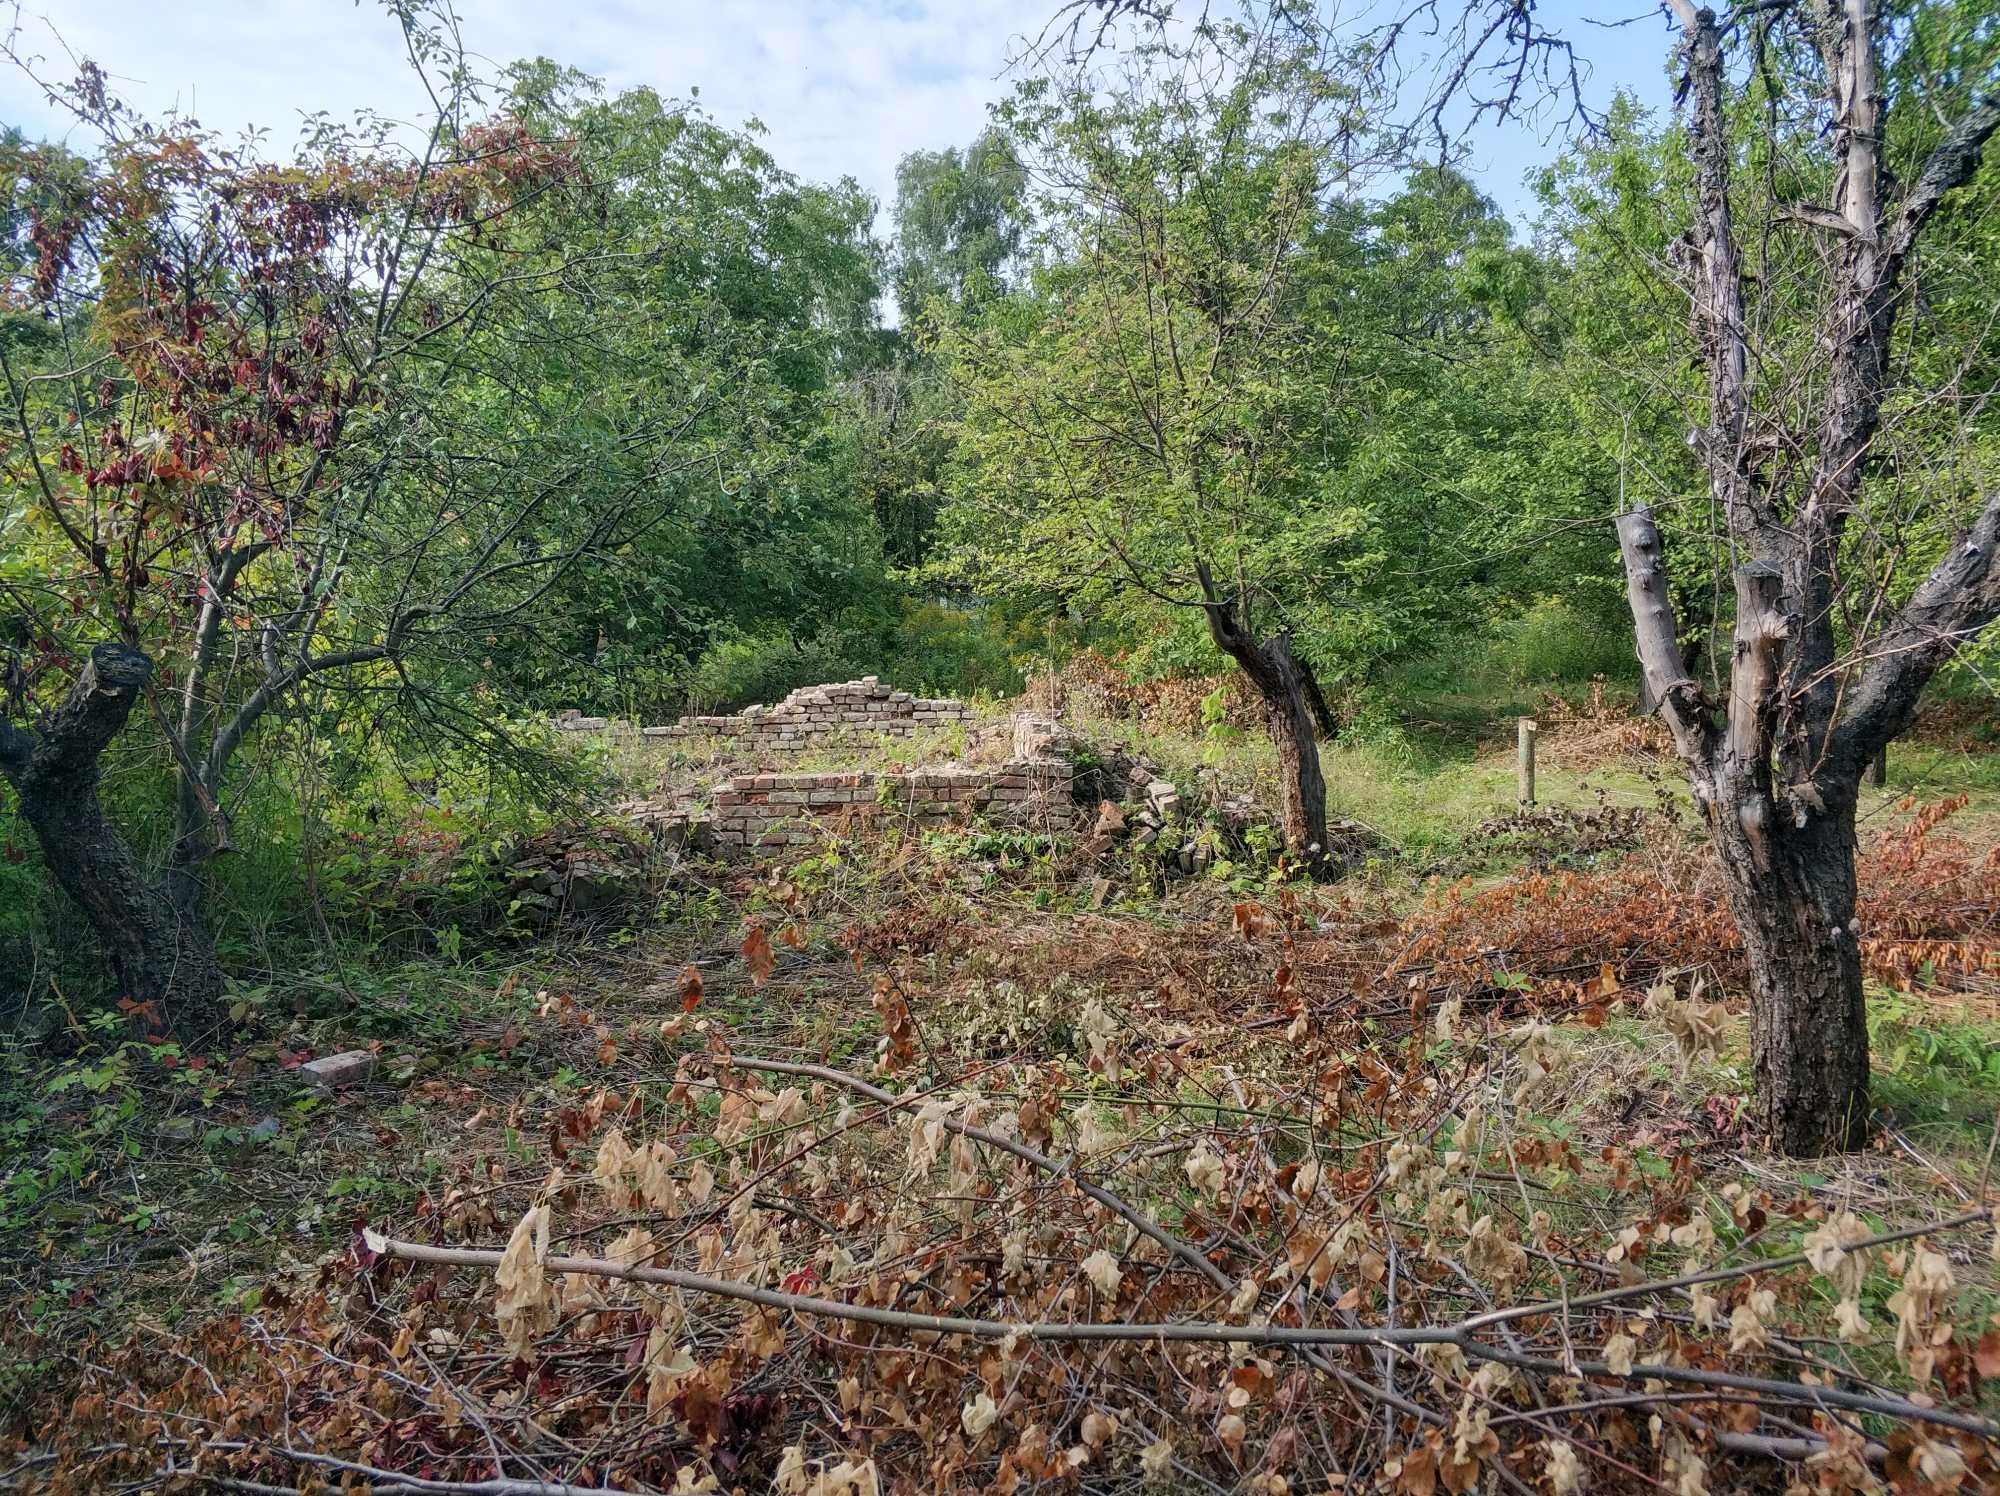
(1612, 1), (2000, 1155)
(1710, 789), (1869, 1154)
(1196, 567), (1331, 866)
(1247, 634), (1331, 865)
(0, 645), (225, 1035)
(1618, 514), (1878, 1153)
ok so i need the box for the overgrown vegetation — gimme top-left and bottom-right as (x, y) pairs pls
(2, 0), (1998, 1491)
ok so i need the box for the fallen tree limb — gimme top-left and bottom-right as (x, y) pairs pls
(728, 1054), (1234, 1291)
(721, 1056), (1467, 1467)
(8, 1436), (636, 1496)
(364, 1233), (2000, 1439)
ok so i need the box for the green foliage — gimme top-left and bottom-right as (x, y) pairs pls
(685, 629), (877, 714)
(1392, 601), (1638, 706)
(1867, 990), (2000, 1090)
(938, 34), (1556, 710)
(880, 601), (1029, 699)
(891, 127), (1027, 330)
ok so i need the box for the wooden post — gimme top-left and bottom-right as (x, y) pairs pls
(1868, 743), (1887, 787)
(1517, 718), (1537, 808)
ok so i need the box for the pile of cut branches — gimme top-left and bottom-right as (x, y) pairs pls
(20, 903), (1999, 1495)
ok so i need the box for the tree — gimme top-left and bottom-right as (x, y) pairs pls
(0, 13), (753, 1032)
(485, 63), (896, 713)
(941, 17), (1406, 863)
(1609, 0), (2000, 1154)
(890, 128), (1027, 331)
(1364, 0), (1999, 1154)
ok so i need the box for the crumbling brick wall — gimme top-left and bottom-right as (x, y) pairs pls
(703, 759), (1069, 848)
(639, 677), (973, 749)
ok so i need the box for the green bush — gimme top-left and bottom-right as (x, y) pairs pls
(0, 712), (599, 1017)
(1489, 597), (1637, 688)
(684, 630), (877, 713)
(882, 601), (1029, 699)
(685, 598), (1031, 711)
(1390, 597), (1637, 704)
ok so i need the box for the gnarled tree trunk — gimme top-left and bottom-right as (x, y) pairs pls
(0, 644), (226, 1035)
(1197, 565), (1332, 867)
(1710, 793), (1869, 1154)
(1615, 1), (2000, 1155)
(1621, 497), (2000, 1156)
(1620, 512), (1874, 1155)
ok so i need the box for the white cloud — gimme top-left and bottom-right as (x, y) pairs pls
(1, 0), (1058, 226)
(2, 1), (1669, 230)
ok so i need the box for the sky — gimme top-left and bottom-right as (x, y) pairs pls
(0, 1), (1677, 234)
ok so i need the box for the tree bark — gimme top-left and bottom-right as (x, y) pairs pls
(1248, 633), (1332, 867)
(1195, 570), (1331, 866)
(1621, 2), (2000, 1156)
(0, 644), (226, 1035)
(1709, 776), (1870, 1155)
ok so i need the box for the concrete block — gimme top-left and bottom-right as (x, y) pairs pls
(301, 1050), (375, 1089)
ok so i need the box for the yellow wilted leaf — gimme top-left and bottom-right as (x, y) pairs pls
(775, 1445), (811, 1495)
(493, 1202), (554, 1359)
(643, 1325), (697, 1420)
(1081, 1250), (1122, 1298)
(962, 1391), (1000, 1438)
(1690, 1281), (1718, 1333)
(592, 1125), (633, 1198)
(1542, 1438), (1583, 1495)
(741, 1305), (786, 1359)
(1728, 1288), (1775, 1354)
(1184, 1141), (1227, 1198)
(1801, 1211), (1869, 1297)
(1834, 1297), (1870, 1343)
(636, 1141), (678, 1211)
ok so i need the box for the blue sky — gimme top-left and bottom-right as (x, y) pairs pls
(1, 1), (1675, 233)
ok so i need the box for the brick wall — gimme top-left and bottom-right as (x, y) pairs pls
(637, 677), (973, 749)
(692, 758), (1070, 849)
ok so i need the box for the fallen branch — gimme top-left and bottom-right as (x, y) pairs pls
(728, 1054), (1234, 1291)
(364, 1233), (2000, 1439)
(15, 1436), (635, 1496)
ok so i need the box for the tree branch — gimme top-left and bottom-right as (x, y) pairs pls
(1882, 93), (2000, 278)
(1615, 508), (1714, 773)
(0, 644), (153, 795)
(731, 1055), (1232, 1292)
(1837, 491), (2000, 772)
(361, 1232), (2000, 1438)
(1666, 0), (1773, 547)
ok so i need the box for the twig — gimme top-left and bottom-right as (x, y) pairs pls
(1459, 1206), (1995, 1331)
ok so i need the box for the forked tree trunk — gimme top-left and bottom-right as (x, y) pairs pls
(1618, 516), (1880, 1154)
(0, 644), (226, 1035)
(1619, 1), (2000, 1155)
(1197, 574), (1331, 866)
